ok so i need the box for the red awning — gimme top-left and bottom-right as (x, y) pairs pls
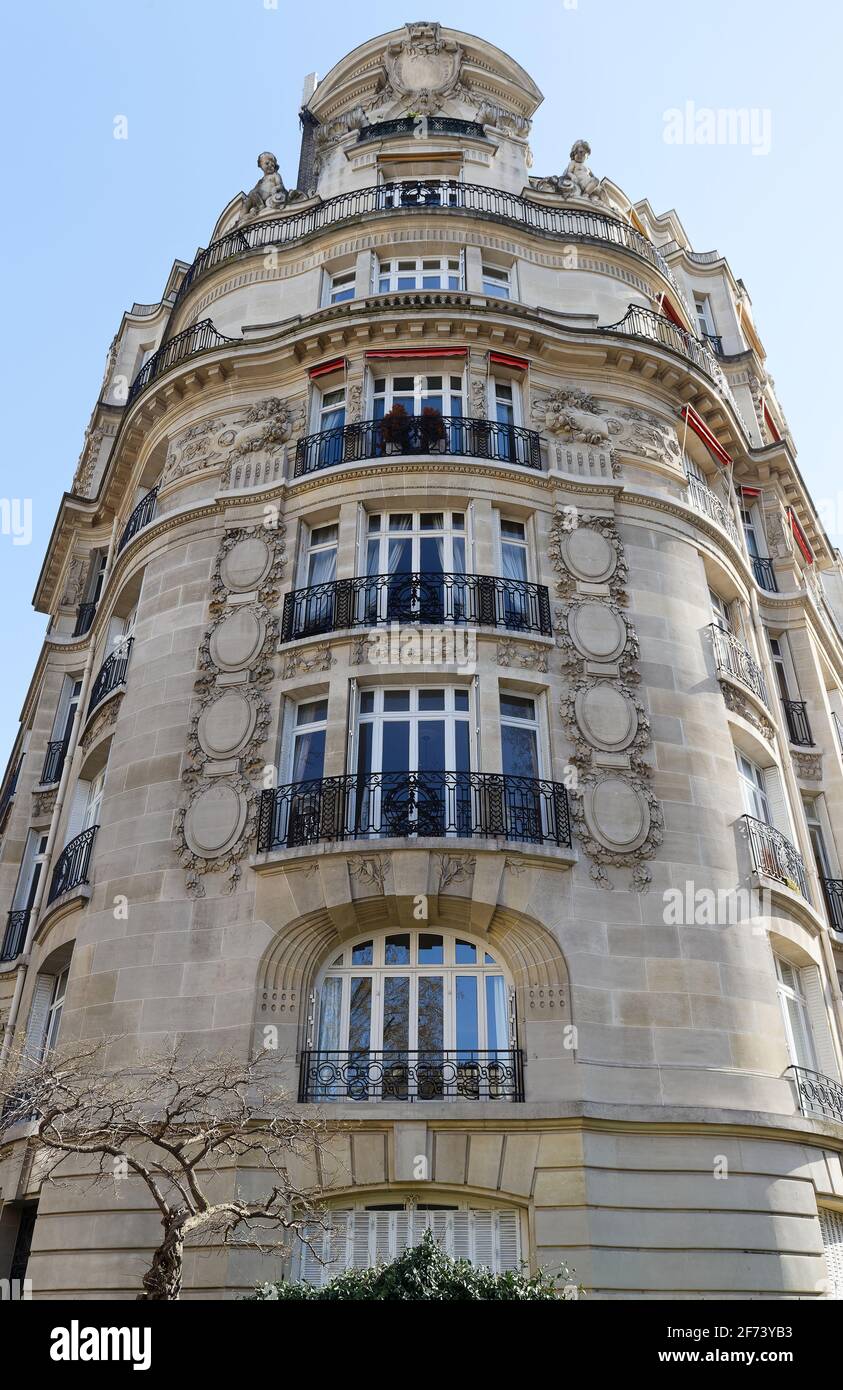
(680, 404), (733, 467)
(660, 296), (686, 329)
(365, 347), (467, 361)
(309, 357), (346, 378)
(788, 508), (814, 563)
(762, 400), (782, 443)
(740, 486), (761, 498)
(488, 351), (529, 370)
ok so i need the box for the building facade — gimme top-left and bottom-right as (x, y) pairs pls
(2, 21), (843, 1298)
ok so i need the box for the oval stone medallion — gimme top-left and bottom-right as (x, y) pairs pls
(197, 690), (257, 758)
(583, 777), (651, 853)
(567, 601), (627, 662)
(575, 683), (638, 751)
(561, 526), (617, 583)
(209, 607), (265, 671)
(220, 535), (273, 593)
(183, 782), (248, 857)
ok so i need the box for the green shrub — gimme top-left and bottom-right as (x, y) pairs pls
(245, 1229), (575, 1301)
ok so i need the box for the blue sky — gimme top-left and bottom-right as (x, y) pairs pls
(1, 0), (840, 758)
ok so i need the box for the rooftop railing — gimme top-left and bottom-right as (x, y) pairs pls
(357, 117), (487, 143)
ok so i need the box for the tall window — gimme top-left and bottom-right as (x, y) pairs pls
(82, 769), (106, 830)
(774, 955), (818, 1071)
(372, 373), (463, 419)
(499, 517), (531, 627)
(708, 588), (733, 633)
(44, 968), (69, 1055)
(377, 256), (462, 292)
(500, 693), (546, 842)
(314, 386), (346, 467)
(13, 831), (49, 918)
(278, 698), (329, 847)
(736, 751), (771, 823)
(313, 929), (512, 1100)
(289, 699), (328, 784)
(741, 504), (762, 559)
(694, 294), (717, 339)
(482, 263), (511, 299)
(299, 1203), (521, 1282)
(363, 511), (467, 624)
(25, 958), (72, 1062)
(804, 798), (833, 878)
(768, 636), (794, 703)
(353, 687), (471, 837)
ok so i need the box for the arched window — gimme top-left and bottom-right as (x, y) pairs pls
(299, 1200), (522, 1284)
(306, 929), (518, 1102)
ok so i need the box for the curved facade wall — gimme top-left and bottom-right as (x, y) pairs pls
(1, 22), (843, 1300)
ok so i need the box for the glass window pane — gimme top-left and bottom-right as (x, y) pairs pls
(455, 976), (478, 1052)
(502, 724), (539, 779)
(454, 690), (469, 711)
(292, 729), (325, 783)
(351, 940), (373, 966)
(500, 693), (535, 721)
(384, 690), (410, 711)
(318, 978), (342, 1050)
(417, 976), (444, 1050)
(418, 934), (444, 964)
(382, 720), (410, 773)
(348, 977), (372, 1052)
(485, 975), (507, 1050)
(383, 976), (410, 1051)
(420, 513), (444, 530)
(418, 720), (445, 771)
(359, 691), (375, 714)
(297, 699), (328, 725)
(385, 934), (411, 964)
(455, 940), (477, 963)
(418, 689), (445, 710)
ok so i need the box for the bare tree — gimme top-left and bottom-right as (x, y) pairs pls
(0, 1040), (327, 1301)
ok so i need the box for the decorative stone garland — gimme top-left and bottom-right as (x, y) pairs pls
(551, 508), (663, 891)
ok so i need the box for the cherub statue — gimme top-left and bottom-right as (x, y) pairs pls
(558, 140), (609, 204)
(238, 152), (294, 222)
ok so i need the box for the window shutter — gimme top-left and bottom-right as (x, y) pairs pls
(298, 1221), (325, 1285)
(24, 974), (54, 1062)
(801, 965), (840, 1078)
(763, 765), (794, 839)
(372, 1210), (392, 1264)
(496, 1210), (521, 1272)
(820, 1208), (843, 1297)
(472, 1210), (495, 1268)
(350, 1209), (371, 1270)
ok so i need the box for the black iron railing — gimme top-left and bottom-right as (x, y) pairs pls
(358, 117), (487, 144)
(709, 625), (770, 707)
(127, 320), (239, 405)
(117, 487), (158, 553)
(787, 1065), (843, 1125)
(686, 476), (741, 546)
(604, 305), (719, 377)
(40, 738), (70, 787)
(73, 602), (97, 637)
(173, 180), (684, 311)
(299, 1048), (524, 1103)
(47, 826), (98, 905)
(704, 334), (724, 355)
(281, 573), (552, 642)
(741, 815), (809, 900)
(0, 757), (22, 828)
(258, 771), (572, 851)
(1, 908), (30, 962)
(751, 556), (779, 592)
(782, 699), (813, 747)
(820, 878), (843, 933)
(294, 415), (542, 477)
(88, 638), (133, 717)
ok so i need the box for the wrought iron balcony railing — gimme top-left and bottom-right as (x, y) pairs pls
(704, 333), (724, 355)
(127, 320), (239, 405)
(40, 737), (70, 787)
(258, 771), (572, 852)
(686, 476), (741, 546)
(357, 117), (488, 144)
(781, 698), (813, 747)
(294, 415), (542, 477)
(820, 877), (843, 933)
(741, 814), (810, 900)
(751, 555), (779, 592)
(73, 602), (97, 637)
(299, 1048), (524, 1103)
(0, 757), (22, 829)
(117, 487), (158, 554)
(788, 1065), (843, 1125)
(709, 624), (770, 708)
(88, 638), (133, 717)
(1, 908), (30, 962)
(173, 179), (685, 311)
(281, 573), (552, 642)
(47, 825), (98, 905)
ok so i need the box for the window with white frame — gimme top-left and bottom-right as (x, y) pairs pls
(377, 256), (462, 293)
(25, 958), (71, 1062)
(819, 1208), (843, 1298)
(708, 587), (733, 632)
(302, 523), (338, 587)
(355, 687), (471, 780)
(482, 263), (511, 299)
(768, 635), (795, 703)
(694, 294), (717, 339)
(774, 955), (818, 1071)
(286, 698), (328, 784)
(740, 501), (764, 559)
(361, 510), (470, 624)
(312, 928), (513, 1101)
(327, 268), (356, 304)
(371, 372), (463, 419)
(804, 798), (834, 879)
(735, 751), (771, 823)
(11, 830), (49, 919)
(299, 1202), (521, 1283)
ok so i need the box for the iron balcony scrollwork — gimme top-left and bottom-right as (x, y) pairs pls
(709, 624), (770, 708)
(87, 638), (134, 717)
(281, 572), (552, 642)
(741, 814), (810, 901)
(781, 699), (813, 747)
(47, 826), (98, 905)
(73, 602), (97, 637)
(127, 321), (239, 406)
(173, 179), (686, 310)
(787, 1065), (843, 1125)
(294, 415), (542, 477)
(751, 556), (779, 592)
(258, 771), (572, 853)
(299, 1048), (525, 1103)
(686, 476), (741, 547)
(820, 878), (843, 934)
(117, 487), (158, 554)
(40, 737), (70, 787)
(1, 908), (31, 962)
(357, 117), (487, 144)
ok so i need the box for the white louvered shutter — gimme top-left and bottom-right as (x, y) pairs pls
(452, 1210), (472, 1263)
(472, 1210), (495, 1268)
(24, 974), (55, 1062)
(496, 1210), (521, 1272)
(763, 766), (794, 840)
(372, 1210), (393, 1264)
(819, 1208), (843, 1297)
(801, 966), (840, 1078)
(350, 1209), (371, 1270)
(298, 1221), (326, 1285)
